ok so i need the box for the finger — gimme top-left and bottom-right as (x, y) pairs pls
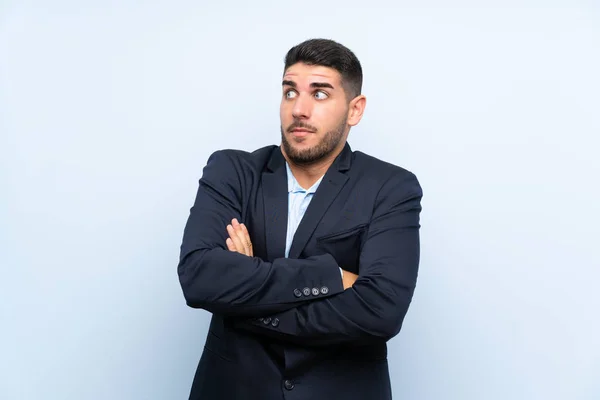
(230, 219), (252, 256)
(227, 224), (245, 254)
(231, 219), (250, 256)
(226, 237), (236, 252)
(233, 225), (251, 256)
(240, 224), (252, 256)
(233, 219), (244, 236)
(241, 224), (253, 256)
(237, 221), (250, 239)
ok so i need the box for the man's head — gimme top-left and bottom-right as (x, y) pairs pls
(280, 39), (366, 166)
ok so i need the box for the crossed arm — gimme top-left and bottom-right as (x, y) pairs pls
(178, 150), (422, 346)
(178, 151), (355, 318)
(222, 180), (422, 347)
(225, 218), (359, 290)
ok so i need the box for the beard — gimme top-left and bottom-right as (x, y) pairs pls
(280, 115), (347, 166)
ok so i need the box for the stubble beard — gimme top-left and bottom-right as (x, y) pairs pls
(280, 116), (348, 166)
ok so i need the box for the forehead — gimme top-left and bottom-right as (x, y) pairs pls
(283, 63), (342, 86)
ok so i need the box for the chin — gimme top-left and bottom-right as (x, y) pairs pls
(290, 140), (315, 151)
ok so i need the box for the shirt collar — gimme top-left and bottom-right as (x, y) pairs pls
(286, 162), (323, 194)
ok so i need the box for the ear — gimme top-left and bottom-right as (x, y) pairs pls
(347, 95), (367, 127)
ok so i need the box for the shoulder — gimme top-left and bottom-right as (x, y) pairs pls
(351, 150), (421, 192)
(198, 145), (278, 198)
(203, 145), (278, 173)
(350, 150), (423, 216)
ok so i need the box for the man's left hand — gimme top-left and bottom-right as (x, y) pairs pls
(226, 218), (253, 257)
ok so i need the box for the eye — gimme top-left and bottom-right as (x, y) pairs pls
(285, 90), (297, 99)
(314, 90), (328, 100)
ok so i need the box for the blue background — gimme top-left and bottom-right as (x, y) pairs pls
(1, 1), (599, 398)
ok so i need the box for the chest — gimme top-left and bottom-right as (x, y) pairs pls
(242, 179), (375, 273)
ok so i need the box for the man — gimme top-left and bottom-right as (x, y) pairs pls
(177, 38), (423, 399)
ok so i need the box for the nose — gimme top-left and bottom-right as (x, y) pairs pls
(291, 93), (312, 120)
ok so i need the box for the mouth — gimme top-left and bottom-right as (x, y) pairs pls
(290, 129), (313, 138)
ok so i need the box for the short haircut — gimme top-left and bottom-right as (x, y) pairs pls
(283, 38), (363, 100)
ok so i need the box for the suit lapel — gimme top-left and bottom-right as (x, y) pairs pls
(288, 143), (352, 259)
(261, 147), (288, 262)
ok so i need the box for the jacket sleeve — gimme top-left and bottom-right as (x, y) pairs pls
(233, 171), (422, 346)
(177, 150), (344, 317)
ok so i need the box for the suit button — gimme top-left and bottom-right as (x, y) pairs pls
(320, 286), (329, 295)
(258, 317), (264, 322)
(302, 287), (311, 296)
(271, 318), (279, 327)
(293, 289), (302, 297)
(311, 287), (320, 296)
(284, 380), (295, 390)
(263, 317), (272, 325)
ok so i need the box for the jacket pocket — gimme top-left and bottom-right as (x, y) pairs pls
(316, 223), (367, 242)
(316, 224), (367, 274)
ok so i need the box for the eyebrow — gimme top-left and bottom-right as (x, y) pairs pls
(282, 80), (335, 90)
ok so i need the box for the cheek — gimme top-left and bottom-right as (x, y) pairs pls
(314, 105), (342, 129)
(280, 102), (291, 120)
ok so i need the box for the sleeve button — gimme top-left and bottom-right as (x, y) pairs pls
(284, 380), (295, 390)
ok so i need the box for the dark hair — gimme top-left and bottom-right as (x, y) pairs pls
(284, 38), (363, 100)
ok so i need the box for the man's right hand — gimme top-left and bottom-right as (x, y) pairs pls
(342, 270), (358, 290)
(226, 218), (253, 257)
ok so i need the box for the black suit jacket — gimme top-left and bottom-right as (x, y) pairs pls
(178, 142), (423, 399)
